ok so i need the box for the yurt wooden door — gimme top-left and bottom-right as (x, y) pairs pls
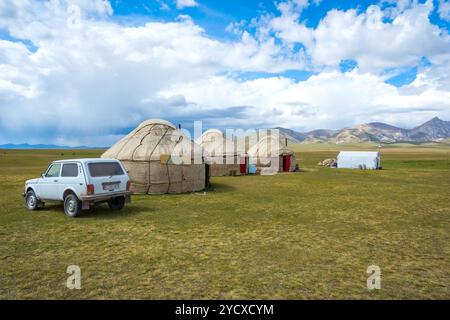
(282, 155), (291, 172)
(239, 156), (247, 174)
(205, 164), (211, 188)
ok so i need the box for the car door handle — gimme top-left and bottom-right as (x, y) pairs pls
(54, 179), (58, 182)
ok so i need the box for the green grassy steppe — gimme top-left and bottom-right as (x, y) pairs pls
(0, 145), (449, 299)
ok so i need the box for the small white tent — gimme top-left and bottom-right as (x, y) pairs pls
(337, 151), (381, 169)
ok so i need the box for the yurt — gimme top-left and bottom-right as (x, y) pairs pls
(248, 136), (296, 173)
(337, 151), (381, 169)
(196, 129), (248, 176)
(101, 119), (207, 194)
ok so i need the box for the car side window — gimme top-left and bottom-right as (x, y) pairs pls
(61, 164), (79, 177)
(45, 164), (61, 178)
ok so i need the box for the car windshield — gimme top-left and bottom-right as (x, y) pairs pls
(88, 162), (124, 177)
(45, 164), (61, 177)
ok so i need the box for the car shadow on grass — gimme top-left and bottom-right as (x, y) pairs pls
(38, 203), (153, 219)
(80, 204), (154, 219)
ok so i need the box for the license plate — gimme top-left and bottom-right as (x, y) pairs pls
(103, 182), (119, 191)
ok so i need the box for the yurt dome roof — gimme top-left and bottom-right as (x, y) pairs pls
(202, 129), (223, 137)
(136, 118), (177, 130)
(102, 119), (204, 162)
(197, 129), (242, 156)
(248, 136), (294, 157)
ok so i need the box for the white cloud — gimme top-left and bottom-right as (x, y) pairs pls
(0, 0), (303, 145)
(225, 20), (246, 35)
(438, 0), (450, 21)
(269, 1), (313, 47)
(269, 0), (450, 72)
(160, 70), (450, 131)
(176, 0), (199, 10)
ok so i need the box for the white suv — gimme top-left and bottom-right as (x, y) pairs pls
(23, 158), (132, 217)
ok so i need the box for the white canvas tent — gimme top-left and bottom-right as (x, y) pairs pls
(336, 151), (381, 169)
(196, 129), (247, 176)
(101, 119), (207, 194)
(247, 136), (296, 173)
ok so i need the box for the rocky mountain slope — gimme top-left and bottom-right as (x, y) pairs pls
(277, 117), (450, 144)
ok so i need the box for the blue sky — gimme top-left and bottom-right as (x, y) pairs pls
(0, 0), (449, 146)
(111, 0), (422, 31)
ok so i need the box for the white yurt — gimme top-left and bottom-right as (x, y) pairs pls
(196, 129), (248, 176)
(336, 151), (381, 169)
(101, 119), (207, 194)
(247, 136), (296, 173)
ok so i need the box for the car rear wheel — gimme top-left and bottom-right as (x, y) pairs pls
(25, 190), (40, 211)
(108, 196), (125, 211)
(64, 193), (82, 217)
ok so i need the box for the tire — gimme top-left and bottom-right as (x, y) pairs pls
(108, 196), (125, 211)
(25, 190), (40, 211)
(64, 193), (82, 217)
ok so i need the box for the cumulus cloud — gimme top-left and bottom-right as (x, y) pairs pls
(0, 0), (303, 145)
(176, 0), (199, 10)
(159, 70), (450, 131)
(438, 0), (450, 21)
(269, 0), (450, 71)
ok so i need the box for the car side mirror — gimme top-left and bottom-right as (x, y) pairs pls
(41, 173), (45, 178)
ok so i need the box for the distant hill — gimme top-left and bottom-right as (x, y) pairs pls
(407, 117), (450, 141)
(0, 143), (105, 149)
(2, 117), (449, 148)
(277, 117), (450, 144)
(273, 127), (308, 142)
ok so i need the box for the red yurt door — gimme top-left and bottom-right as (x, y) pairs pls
(240, 156), (247, 174)
(283, 155), (291, 172)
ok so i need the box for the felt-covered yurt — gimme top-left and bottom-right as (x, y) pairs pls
(247, 136), (296, 173)
(101, 119), (207, 194)
(196, 129), (247, 176)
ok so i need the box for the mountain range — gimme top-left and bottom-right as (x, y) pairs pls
(277, 117), (450, 144)
(1, 117), (449, 149)
(0, 143), (104, 149)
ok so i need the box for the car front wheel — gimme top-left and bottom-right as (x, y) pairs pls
(25, 190), (40, 211)
(64, 193), (82, 217)
(108, 196), (125, 211)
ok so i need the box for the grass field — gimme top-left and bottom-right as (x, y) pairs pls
(0, 146), (449, 299)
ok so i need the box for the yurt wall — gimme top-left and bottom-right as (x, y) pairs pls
(197, 129), (247, 176)
(248, 136), (296, 173)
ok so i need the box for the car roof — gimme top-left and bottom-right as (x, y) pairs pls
(52, 158), (119, 164)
